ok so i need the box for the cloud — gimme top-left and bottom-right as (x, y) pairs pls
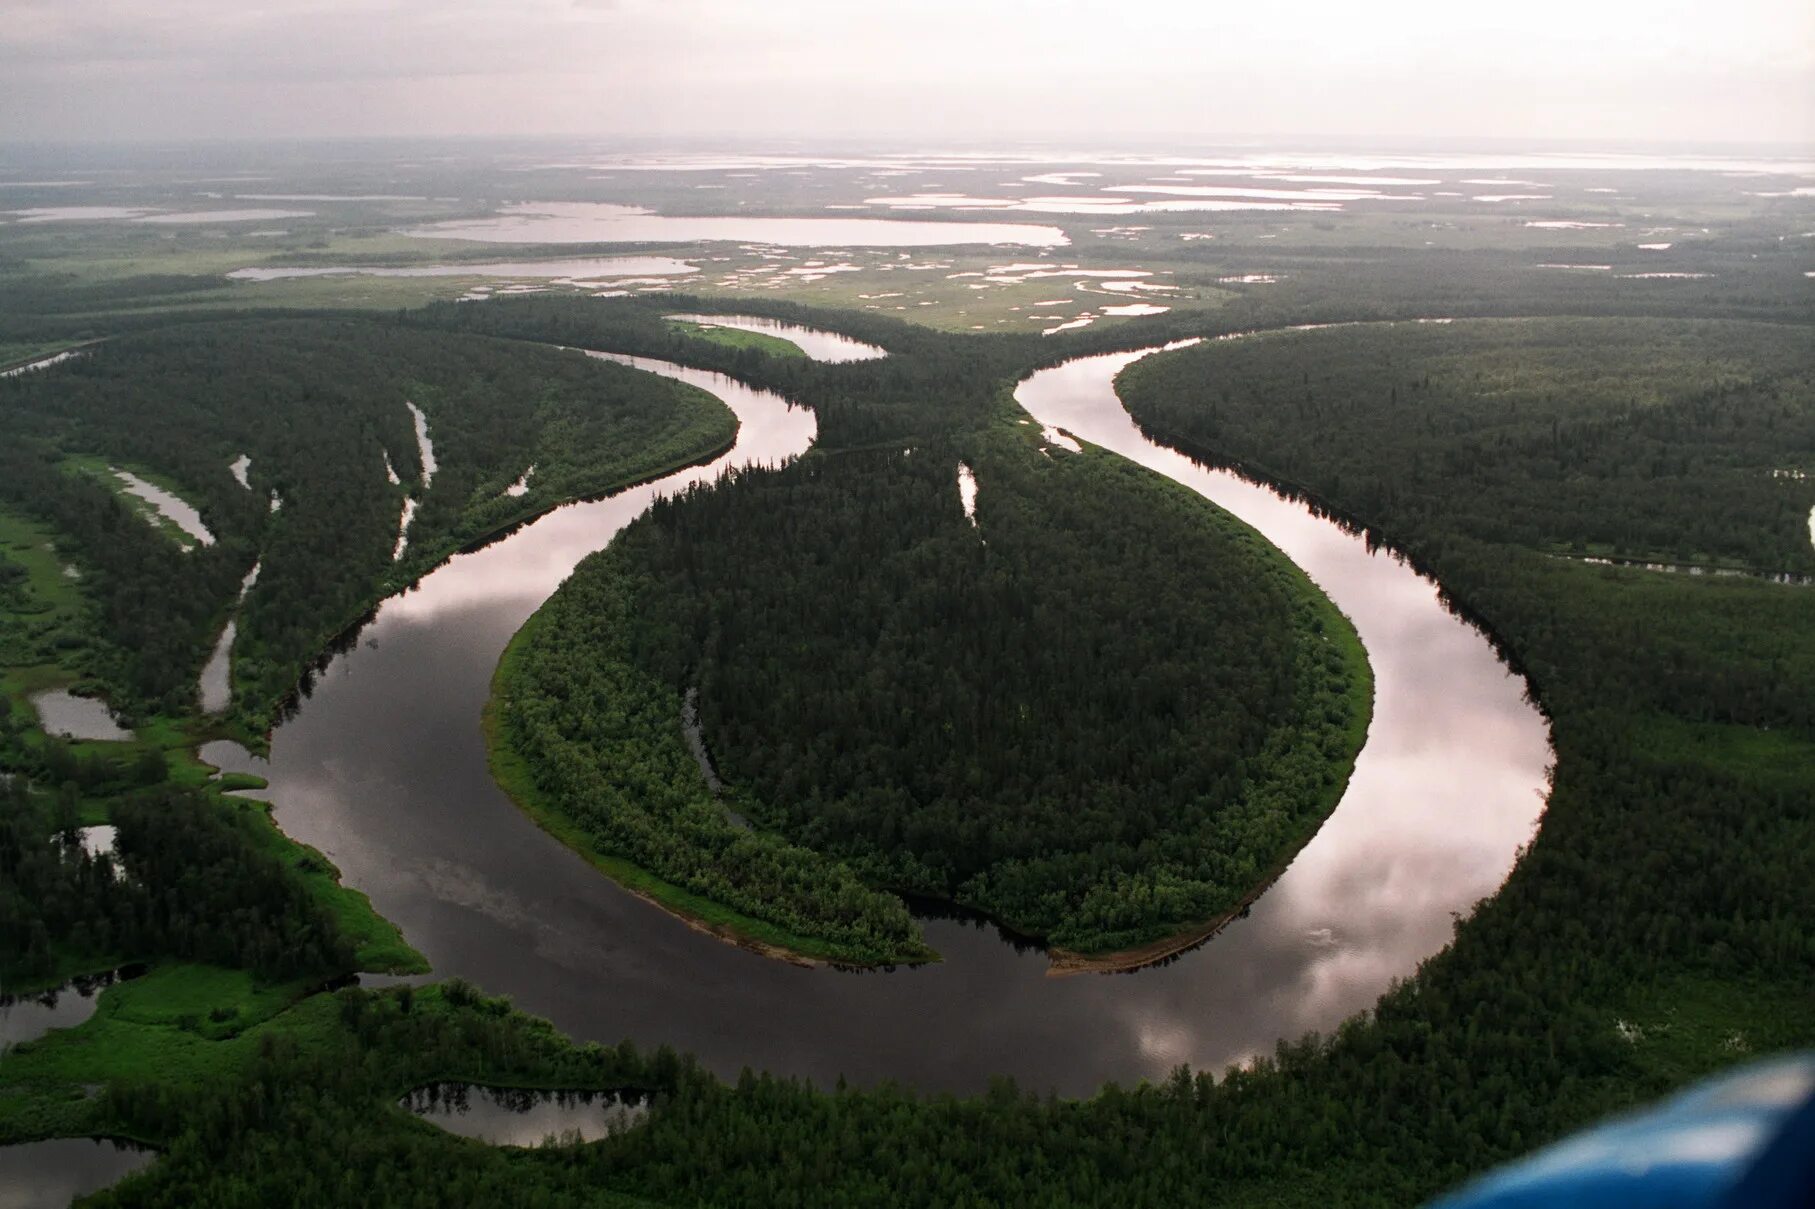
(0, 0), (1809, 143)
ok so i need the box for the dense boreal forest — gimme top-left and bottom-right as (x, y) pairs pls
(497, 425), (1368, 958)
(1121, 318), (1815, 572)
(0, 291), (1810, 1208)
(0, 778), (353, 986)
(0, 319), (735, 729)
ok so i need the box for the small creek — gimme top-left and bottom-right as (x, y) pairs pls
(27, 690), (130, 742)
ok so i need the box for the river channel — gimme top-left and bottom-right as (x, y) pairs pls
(207, 336), (1549, 1097)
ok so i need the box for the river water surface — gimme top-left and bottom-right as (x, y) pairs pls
(207, 338), (1549, 1096)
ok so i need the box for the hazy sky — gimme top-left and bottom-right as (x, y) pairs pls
(2, 0), (1811, 147)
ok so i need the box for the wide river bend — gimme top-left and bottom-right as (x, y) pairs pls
(208, 339), (1549, 1096)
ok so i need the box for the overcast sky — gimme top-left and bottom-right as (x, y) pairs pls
(2, 0), (1810, 147)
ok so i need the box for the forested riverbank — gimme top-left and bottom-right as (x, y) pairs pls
(0, 319), (737, 736)
(493, 412), (1369, 961)
(0, 292), (1808, 1209)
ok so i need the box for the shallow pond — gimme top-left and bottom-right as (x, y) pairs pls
(0, 1140), (153, 1207)
(73, 825), (117, 860)
(227, 255), (698, 282)
(27, 690), (130, 742)
(4, 207), (157, 223)
(402, 1084), (648, 1147)
(406, 202), (1068, 247)
(198, 335), (1550, 1096)
(666, 313), (887, 362)
(139, 208), (315, 224)
(1, 966), (141, 1049)
(111, 469), (214, 547)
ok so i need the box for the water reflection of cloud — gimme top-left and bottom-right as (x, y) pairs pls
(377, 360), (814, 629)
(1018, 342), (1551, 1087)
(243, 335), (1551, 1098)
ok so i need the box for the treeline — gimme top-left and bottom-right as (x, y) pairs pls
(0, 692), (168, 806)
(0, 273), (226, 317)
(0, 318), (735, 725)
(0, 778), (353, 985)
(1158, 242), (1815, 331)
(503, 427), (1369, 955)
(1120, 318), (1815, 572)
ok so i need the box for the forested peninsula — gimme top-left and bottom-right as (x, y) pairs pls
(491, 413), (1370, 963)
(0, 319), (737, 734)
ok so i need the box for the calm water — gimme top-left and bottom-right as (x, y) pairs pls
(27, 690), (129, 742)
(666, 313), (887, 362)
(199, 564), (261, 714)
(406, 202), (1068, 247)
(227, 256), (698, 283)
(402, 1084), (648, 1147)
(1, 967), (140, 1049)
(111, 470), (214, 547)
(206, 339), (1548, 1096)
(0, 1141), (152, 1208)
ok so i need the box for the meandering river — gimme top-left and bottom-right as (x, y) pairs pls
(207, 337), (1549, 1097)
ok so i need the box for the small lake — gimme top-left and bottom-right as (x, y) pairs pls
(401, 1084), (648, 1147)
(666, 313), (887, 362)
(111, 469), (214, 547)
(204, 333), (1550, 1097)
(227, 255), (698, 283)
(4, 207), (157, 223)
(406, 202), (1068, 247)
(0, 1140), (153, 1208)
(136, 208), (316, 224)
(27, 690), (130, 742)
(1, 967), (140, 1049)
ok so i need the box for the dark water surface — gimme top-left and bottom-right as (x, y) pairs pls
(1, 966), (139, 1050)
(0, 1140), (152, 1208)
(402, 1084), (648, 1147)
(205, 342), (1549, 1096)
